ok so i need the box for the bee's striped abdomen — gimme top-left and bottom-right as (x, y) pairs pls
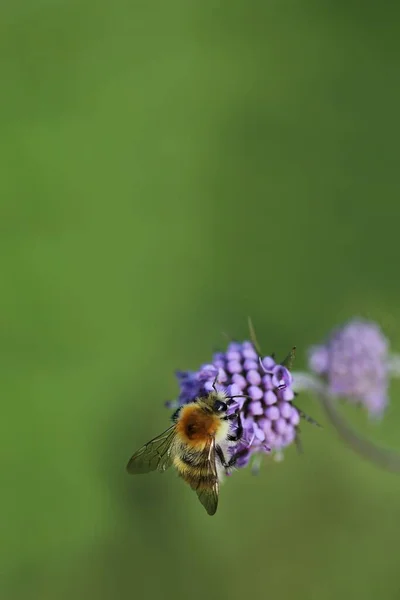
(173, 453), (217, 490)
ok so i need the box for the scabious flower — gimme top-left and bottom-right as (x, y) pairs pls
(167, 341), (301, 468)
(307, 319), (390, 418)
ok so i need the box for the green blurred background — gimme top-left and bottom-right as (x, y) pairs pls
(3, 1), (400, 598)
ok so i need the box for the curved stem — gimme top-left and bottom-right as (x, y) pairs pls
(292, 371), (400, 474)
(319, 390), (400, 473)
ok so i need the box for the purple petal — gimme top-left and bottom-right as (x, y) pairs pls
(280, 387), (294, 401)
(234, 449), (251, 468)
(204, 380), (219, 392)
(227, 342), (242, 353)
(265, 406), (280, 421)
(231, 373), (247, 390)
(249, 401), (263, 416)
(175, 370), (188, 381)
(262, 374), (273, 390)
(227, 383), (243, 398)
(213, 359), (225, 369)
(253, 423), (266, 441)
(271, 434), (284, 448)
(274, 418), (288, 435)
(242, 344), (258, 360)
(257, 417), (271, 432)
(242, 415), (254, 427)
(261, 356), (276, 371)
(246, 369), (261, 386)
(227, 360), (243, 374)
(283, 428), (296, 445)
(264, 390), (277, 405)
(226, 351), (242, 362)
(248, 385), (263, 401)
(265, 431), (278, 445)
(271, 365), (292, 389)
(278, 401), (292, 419)
(290, 408), (300, 426)
(243, 359), (259, 371)
(308, 345), (329, 375)
(364, 392), (388, 418)
(198, 364), (218, 379)
(226, 402), (240, 416)
(260, 418), (272, 433)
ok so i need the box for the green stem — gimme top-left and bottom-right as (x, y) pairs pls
(292, 371), (400, 474)
(319, 390), (400, 473)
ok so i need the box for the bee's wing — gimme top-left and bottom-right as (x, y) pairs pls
(195, 437), (219, 516)
(126, 425), (176, 474)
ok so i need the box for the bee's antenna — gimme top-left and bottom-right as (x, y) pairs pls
(228, 394), (251, 401)
(211, 374), (219, 394)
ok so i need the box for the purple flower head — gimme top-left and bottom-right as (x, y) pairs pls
(168, 340), (302, 468)
(308, 319), (389, 418)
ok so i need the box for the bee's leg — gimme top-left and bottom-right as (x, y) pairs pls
(227, 412), (243, 442)
(215, 445), (231, 470)
(216, 445), (239, 470)
(211, 371), (220, 393)
(226, 455), (238, 469)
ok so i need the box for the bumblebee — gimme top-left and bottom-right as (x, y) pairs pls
(126, 390), (243, 515)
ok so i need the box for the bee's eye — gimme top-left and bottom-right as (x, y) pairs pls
(214, 400), (227, 413)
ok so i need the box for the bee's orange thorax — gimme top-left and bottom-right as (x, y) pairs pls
(176, 404), (220, 447)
